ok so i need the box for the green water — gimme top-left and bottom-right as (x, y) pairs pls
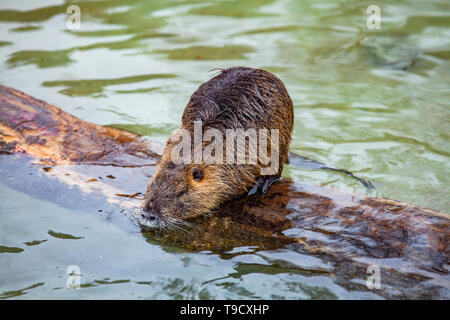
(0, 0), (449, 299)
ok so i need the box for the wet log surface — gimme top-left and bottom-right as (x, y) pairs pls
(0, 84), (448, 299)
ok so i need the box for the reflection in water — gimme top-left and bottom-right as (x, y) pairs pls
(0, 246), (24, 253)
(42, 73), (177, 97)
(24, 240), (47, 246)
(188, 0), (275, 18)
(154, 45), (254, 60)
(48, 230), (83, 240)
(0, 283), (45, 299)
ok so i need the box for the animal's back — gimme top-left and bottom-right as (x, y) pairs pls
(181, 67), (293, 134)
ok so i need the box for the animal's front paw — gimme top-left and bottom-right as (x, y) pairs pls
(248, 176), (281, 196)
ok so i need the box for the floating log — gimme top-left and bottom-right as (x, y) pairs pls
(0, 84), (161, 165)
(0, 84), (448, 299)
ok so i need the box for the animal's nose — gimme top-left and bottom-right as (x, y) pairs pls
(141, 212), (157, 222)
(142, 196), (160, 223)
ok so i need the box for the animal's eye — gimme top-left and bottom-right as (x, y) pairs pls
(166, 161), (176, 170)
(192, 168), (203, 181)
(177, 190), (185, 198)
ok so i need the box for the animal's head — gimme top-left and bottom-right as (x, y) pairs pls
(140, 130), (251, 229)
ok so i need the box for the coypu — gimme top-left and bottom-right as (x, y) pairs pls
(141, 66), (293, 228)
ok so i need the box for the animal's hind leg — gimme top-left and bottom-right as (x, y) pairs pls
(248, 175), (281, 196)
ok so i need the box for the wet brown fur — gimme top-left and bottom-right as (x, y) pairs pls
(143, 67), (293, 226)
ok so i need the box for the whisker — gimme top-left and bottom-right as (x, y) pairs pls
(167, 220), (190, 234)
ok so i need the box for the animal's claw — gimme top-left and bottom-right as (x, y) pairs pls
(262, 176), (281, 194)
(248, 176), (281, 196)
(248, 177), (264, 196)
